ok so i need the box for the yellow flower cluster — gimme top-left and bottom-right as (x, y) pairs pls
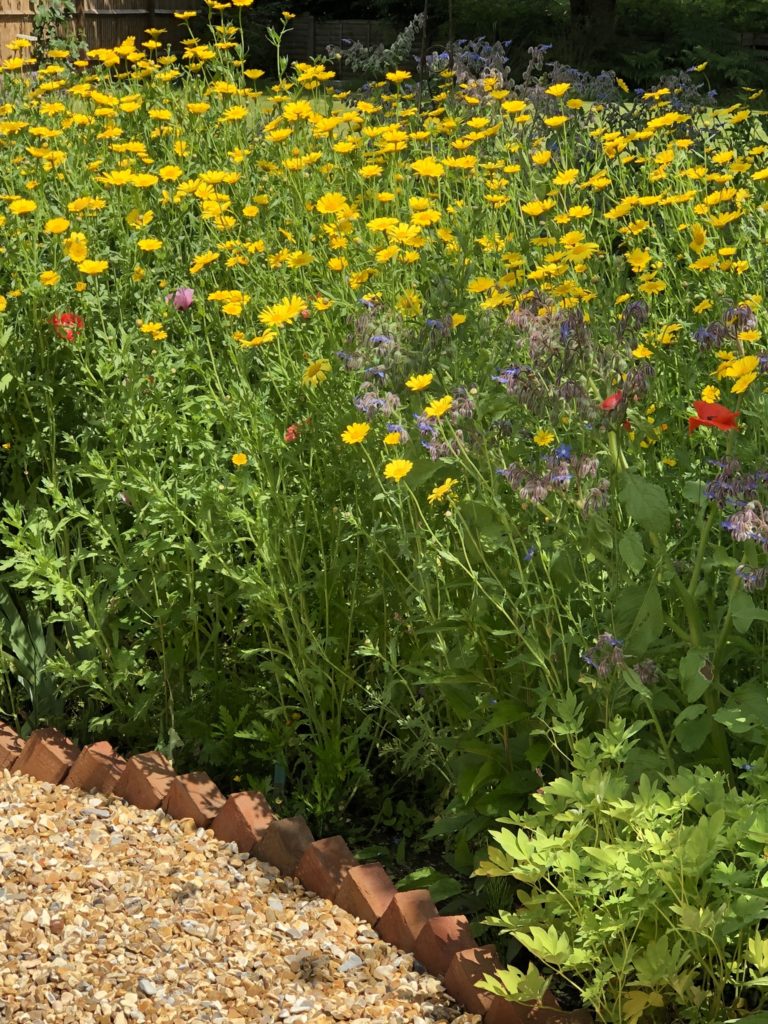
(0, 15), (767, 496)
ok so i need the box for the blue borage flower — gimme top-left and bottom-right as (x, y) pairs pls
(425, 316), (452, 335)
(354, 385), (400, 418)
(413, 412), (438, 437)
(423, 436), (464, 460)
(385, 423), (409, 443)
(336, 350), (363, 370)
(582, 633), (625, 677)
(492, 366), (530, 397)
(541, 456), (572, 487)
(722, 504), (768, 548)
(498, 453), (598, 503)
(706, 458), (768, 507)
(736, 565), (768, 592)
(450, 387), (475, 420)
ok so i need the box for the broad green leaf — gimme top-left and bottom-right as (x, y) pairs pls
(671, 903), (716, 934)
(550, 550), (577, 586)
(713, 707), (754, 734)
(679, 649), (711, 702)
(619, 473), (670, 535)
(682, 480), (707, 506)
(614, 584), (649, 645)
(712, 684), (768, 736)
(546, 777), (579, 800)
(582, 845), (627, 869)
(634, 933), (684, 985)
(621, 666), (652, 699)
(459, 500), (509, 552)
(475, 699), (527, 736)
(731, 590), (768, 634)
(709, 545), (739, 569)
(476, 963), (550, 1003)
(623, 990), (664, 1024)
(673, 704), (712, 752)
(513, 925), (571, 965)
(626, 584), (664, 658)
(396, 867), (463, 904)
(585, 511), (614, 552)
(618, 527), (645, 574)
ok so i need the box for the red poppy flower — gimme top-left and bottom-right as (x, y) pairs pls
(601, 389), (623, 411)
(51, 312), (84, 342)
(283, 424), (300, 443)
(688, 400), (740, 433)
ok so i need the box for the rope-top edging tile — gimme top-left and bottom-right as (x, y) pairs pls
(0, 723), (592, 1024)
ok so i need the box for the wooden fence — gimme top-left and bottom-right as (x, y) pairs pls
(282, 15), (396, 64)
(740, 32), (768, 63)
(3, 4), (768, 70)
(0, 2), (395, 64)
(0, 0), (211, 60)
(0, 0), (32, 58)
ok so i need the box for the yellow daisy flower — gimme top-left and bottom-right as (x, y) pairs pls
(383, 459), (413, 482)
(341, 422), (371, 445)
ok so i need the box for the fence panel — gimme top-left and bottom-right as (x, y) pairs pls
(283, 14), (315, 62)
(0, 5), (394, 65)
(740, 32), (768, 62)
(82, 0), (192, 51)
(0, 0), (33, 60)
(284, 14), (395, 63)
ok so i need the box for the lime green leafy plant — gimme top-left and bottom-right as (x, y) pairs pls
(476, 721), (768, 1024)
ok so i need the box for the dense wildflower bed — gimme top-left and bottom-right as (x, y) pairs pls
(2, 23), (768, 1021)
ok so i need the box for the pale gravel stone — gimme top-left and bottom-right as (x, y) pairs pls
(339, 954), (363, 973)
(0, 769), (482, 1024)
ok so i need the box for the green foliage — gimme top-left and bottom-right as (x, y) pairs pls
(329, 14), (426, 78)
(374, 0), (768, 92)
(30, 0), (79, 57)
(3, 9), (768, 961)
(604, 0), (767, 89)
(476, 732), (768, 1023)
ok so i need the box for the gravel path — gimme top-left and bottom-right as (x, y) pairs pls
(0, 770), (480, 1024)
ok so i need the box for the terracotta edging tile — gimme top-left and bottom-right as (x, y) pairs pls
(253, 815), (314, 876)
(162, 771), (226, 828)
(413, 914), (476, 977)
(335, 862), (396, 925)
(296, 835), (358, 902)
(65, 740), (126, 795)
(444, 944), (501, 1015)
(112, 750), (175, 810)
(211, 790), (274, 853)
(0, 721), (24, 770)
(3, 722), (585, 1024)
(376, 888), (439, 954)
(12, 727), (79, 784)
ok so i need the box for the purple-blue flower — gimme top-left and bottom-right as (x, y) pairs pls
(385, 423), (410, 443)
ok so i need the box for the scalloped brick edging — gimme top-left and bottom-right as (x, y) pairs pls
(0, 722), (592, 1024)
